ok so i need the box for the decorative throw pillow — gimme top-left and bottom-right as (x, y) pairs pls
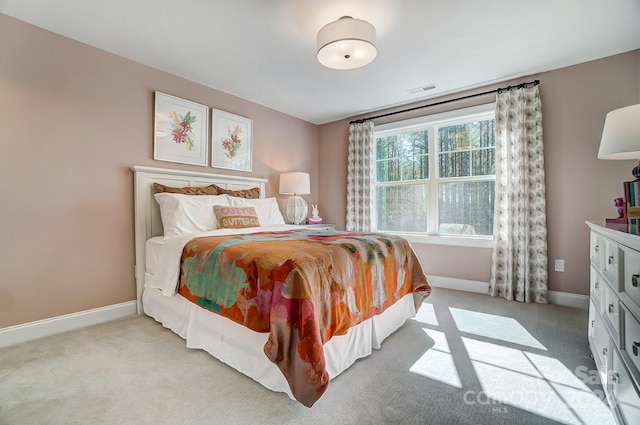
(228, 197), (285, 226)
(154, 182), (219, 195)
(214, 205), (261, 229)
(212, 184), (260, 199)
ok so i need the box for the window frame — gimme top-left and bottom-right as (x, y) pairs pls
(373, 103), (496, 248)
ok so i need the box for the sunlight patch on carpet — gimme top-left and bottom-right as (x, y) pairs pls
(462, 337), (614, 425)
(449, 307), (546, 350)
(412, 302), (438, 326)
(409, 328), (461, 388)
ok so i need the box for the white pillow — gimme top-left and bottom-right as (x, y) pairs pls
(228, 196), (285, 226)
(154, 193), (230, 237)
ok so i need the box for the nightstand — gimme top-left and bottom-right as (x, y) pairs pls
(302, 223), (336, 231)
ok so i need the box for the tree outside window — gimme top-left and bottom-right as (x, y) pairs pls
(374, 106), (495, 237)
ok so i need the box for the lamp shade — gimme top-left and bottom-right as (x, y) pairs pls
(317, 16), (377, 70)
(279, 172), (310, 195)
(598, 104), (640, 160)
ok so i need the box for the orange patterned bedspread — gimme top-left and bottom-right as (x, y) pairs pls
(177, 229), (430, 406)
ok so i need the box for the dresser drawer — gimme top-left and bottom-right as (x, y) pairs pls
(621, 306), (640, 385)
(603, 238), (623, 291)
(603, 285), (621, 345)
(621, 245), (640, 315)
(591, 232), (606, 270)
(589, 301), (611, 374)
(591, 266), (604, 311)
(612, 348), (640, 425)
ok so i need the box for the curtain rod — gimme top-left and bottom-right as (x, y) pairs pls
(349, 79), (540, 124)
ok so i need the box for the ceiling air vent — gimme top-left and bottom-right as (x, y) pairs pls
(407, 83), (437, 95)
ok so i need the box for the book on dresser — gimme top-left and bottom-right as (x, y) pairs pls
(624, 181), (639, 207)
(586, 221), (640, 425)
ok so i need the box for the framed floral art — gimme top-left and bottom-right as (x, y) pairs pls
(211, 109), (253, 172)
(153, 92), (209, 166)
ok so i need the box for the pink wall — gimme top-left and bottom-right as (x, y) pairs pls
(318, 50), (640, 294)
(0, 14), (318, 328)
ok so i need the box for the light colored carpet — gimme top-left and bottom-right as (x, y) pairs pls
(0, 288), (613, 425)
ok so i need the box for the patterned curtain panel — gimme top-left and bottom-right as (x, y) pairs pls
(489, 85), (548, 303)
(346, 121), (374, 232)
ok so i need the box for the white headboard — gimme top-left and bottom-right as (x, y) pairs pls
(131, 165), (268, 313)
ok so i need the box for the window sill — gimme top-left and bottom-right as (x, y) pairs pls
(389, 232), (494, 248)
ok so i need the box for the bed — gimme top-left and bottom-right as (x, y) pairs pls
(132, 165), (431, 407)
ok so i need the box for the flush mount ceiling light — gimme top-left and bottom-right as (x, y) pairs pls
(316, 16), (377, 70)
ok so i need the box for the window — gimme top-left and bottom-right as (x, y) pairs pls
(373, 104), (495, 244)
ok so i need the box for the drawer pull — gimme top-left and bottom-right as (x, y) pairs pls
(633, 274), (639, 288)
(608, 255), (614, 265)
(633, 342), (640, 356)
(591, 320), (596, 328)
(608, 303), (614, 314)
(611, 371), (619, 384)
(603, 347), (608, 357)
(595, 245), (600, 254)
(595, 281), (599, 290)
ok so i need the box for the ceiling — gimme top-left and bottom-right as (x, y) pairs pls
(2, 0), (639, 125)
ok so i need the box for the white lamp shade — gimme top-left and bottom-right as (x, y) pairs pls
(598, 104), (640, 159)
(317, 16), (377, 70)
(279, 172), (310, 195)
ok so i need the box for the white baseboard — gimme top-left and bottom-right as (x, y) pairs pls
(427, 275), (490, 294)
(548, 291), (590, 310)
(427, 275), (588, 309)
(0, 301), (137, 348)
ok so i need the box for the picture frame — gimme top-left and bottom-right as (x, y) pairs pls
(211, 109), (253, 172)
(153, 91), (209, 166)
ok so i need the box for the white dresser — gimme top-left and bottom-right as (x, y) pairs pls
(587, 221), (640, 424)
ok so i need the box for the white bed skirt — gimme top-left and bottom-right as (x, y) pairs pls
(142, 276), (416, 401)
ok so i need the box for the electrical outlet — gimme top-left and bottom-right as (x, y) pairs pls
(554, 259), (565, 272)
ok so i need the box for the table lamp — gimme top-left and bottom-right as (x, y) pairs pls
(279, 172), (310, 225)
